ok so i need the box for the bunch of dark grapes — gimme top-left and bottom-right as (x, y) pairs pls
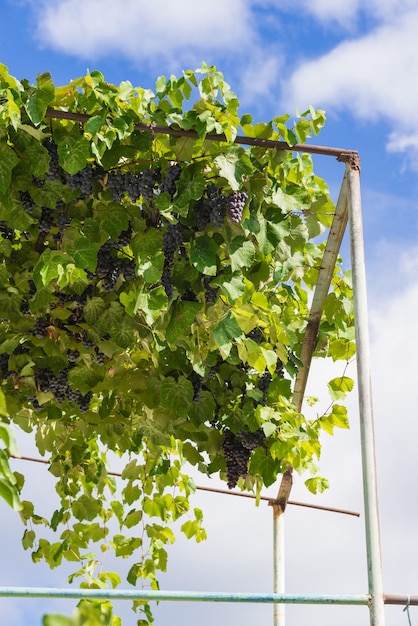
(65, 165), (93, 198)
(221, 428), (251, 489)
(34, 366), (92, 411)
(20, 191), (35, 213)
(203, 276), (219, 304)
(188, 371), (204, 402)
(237, 428), (265, 451)
(57, 212), (71, 231)
(125, 173), (142, 203)
(0, 353), (9, 378)
(20, 300), (30, 315)
(49, 368), (70, 403)
(246, 328), (265, 344)
(228, 191), (248, 224)
(160, 163), (182, 198)
(34, 367), (54, 392)
(106, 171), (126, 203)
(96, 242), (113, 278)
(122, 259), (136, 281)
(94, 346), (106, 365)
(276, 359), (285, 378)
(257, 370), (272, 405)
(195, 198), (211, 230)
(31, 317), (50, 338)
(96, 242), (124, 290)
(163, 223), (184, 266)
(39, 207), (53, 233)
(140, 169), (161, 200)
(161, 267), (173, 299)
(76, 390), (92, 412)
(161, 223), (184, 298)
(44, 138), (60, 181)
(207, 184), (227, 227)
(103, 260), (122, 291)
(67, 349), (80, 364)
(181, 288), (198, 302)
(117, 225), (132, 247)
(0, 224), (14, 241)
(258, 370), (272, 394)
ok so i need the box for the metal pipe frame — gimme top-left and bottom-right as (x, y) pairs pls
(0, 587), (371, 604)
(0, 587), (413, 607)
(7, 108), (389, 626)
(347, 163), (385, 626)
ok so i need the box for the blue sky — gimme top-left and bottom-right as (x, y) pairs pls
(1, 1), (418, 625)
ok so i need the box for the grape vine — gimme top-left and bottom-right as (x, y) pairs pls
(0, 63), (355, 625)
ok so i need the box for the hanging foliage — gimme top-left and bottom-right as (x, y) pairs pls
(0, 62), (354, 624)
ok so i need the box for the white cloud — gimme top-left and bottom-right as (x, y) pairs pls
(285, 0), (416, 26)
(281, 8), (418, 164)
(34, 0), (252, 62)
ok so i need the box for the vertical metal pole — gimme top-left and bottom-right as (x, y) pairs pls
(346, 161), (385, 626)
(272, 468), (292, 626)
(273, 503), (285, 626)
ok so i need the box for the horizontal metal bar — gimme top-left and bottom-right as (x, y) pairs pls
(10, 455), (360, 517)
(384, 595), (418, 606)
(195, 484), (360, 517)
(44, 108), (358, 160)
(0, 587), (370, 605)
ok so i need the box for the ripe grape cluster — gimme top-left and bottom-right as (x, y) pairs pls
(95, 237), (135, 291)
(221, 428), (265, 489)
(0, 223), (14, 241)
(107, 169), (163, 203)
(34, 366), (92, 411)
(161, 223), (184, 298)
(20, 191), (35, 213)
(188, 371), (204, 403)
(0, 353), (10, 379)
(195, 185), (248, 229)
(246, 327), (265, 344)
(39, 207), (54, 233)
(203, 276), (219, 304)
(228, 191), (248, 224)
(160, 163), (182, 198)
(65, 164), (94, 198)
(44, 138), (60, 181)
(31, 316), (50, 338)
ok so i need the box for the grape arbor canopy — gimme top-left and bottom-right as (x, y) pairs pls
(0, 63), (355, 624)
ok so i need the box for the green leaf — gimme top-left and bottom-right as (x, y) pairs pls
(0, 449), (17, 484)
(175, 174), (206, 215)
(327, 376), (354, 400)
(83, 297), (107, 325)
(190, 235), (218, 275)
(216, 273), (245, 303)
(166, 301), (201, 344)
(26, 72), (55, 125)
(305, 476), (329, 494)
(68, 365), (103, 395)
(0, 422), (19, 455)
(213, 311), (242, 348)
(0, 477), (22, 510)
(96, 202), (129, 238)
(214, 150), (252, 190)
(57, 135), (90, 175)
(72, 494), (102, 521)
(249, 448), (280, 487)
(228, 237), (255, 272)
(68, 239), (101, 272)
(0, 143), (19, 195)
(160, 376), (194, 418)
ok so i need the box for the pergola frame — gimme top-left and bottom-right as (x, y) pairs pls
(2, 111), (408, 625)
